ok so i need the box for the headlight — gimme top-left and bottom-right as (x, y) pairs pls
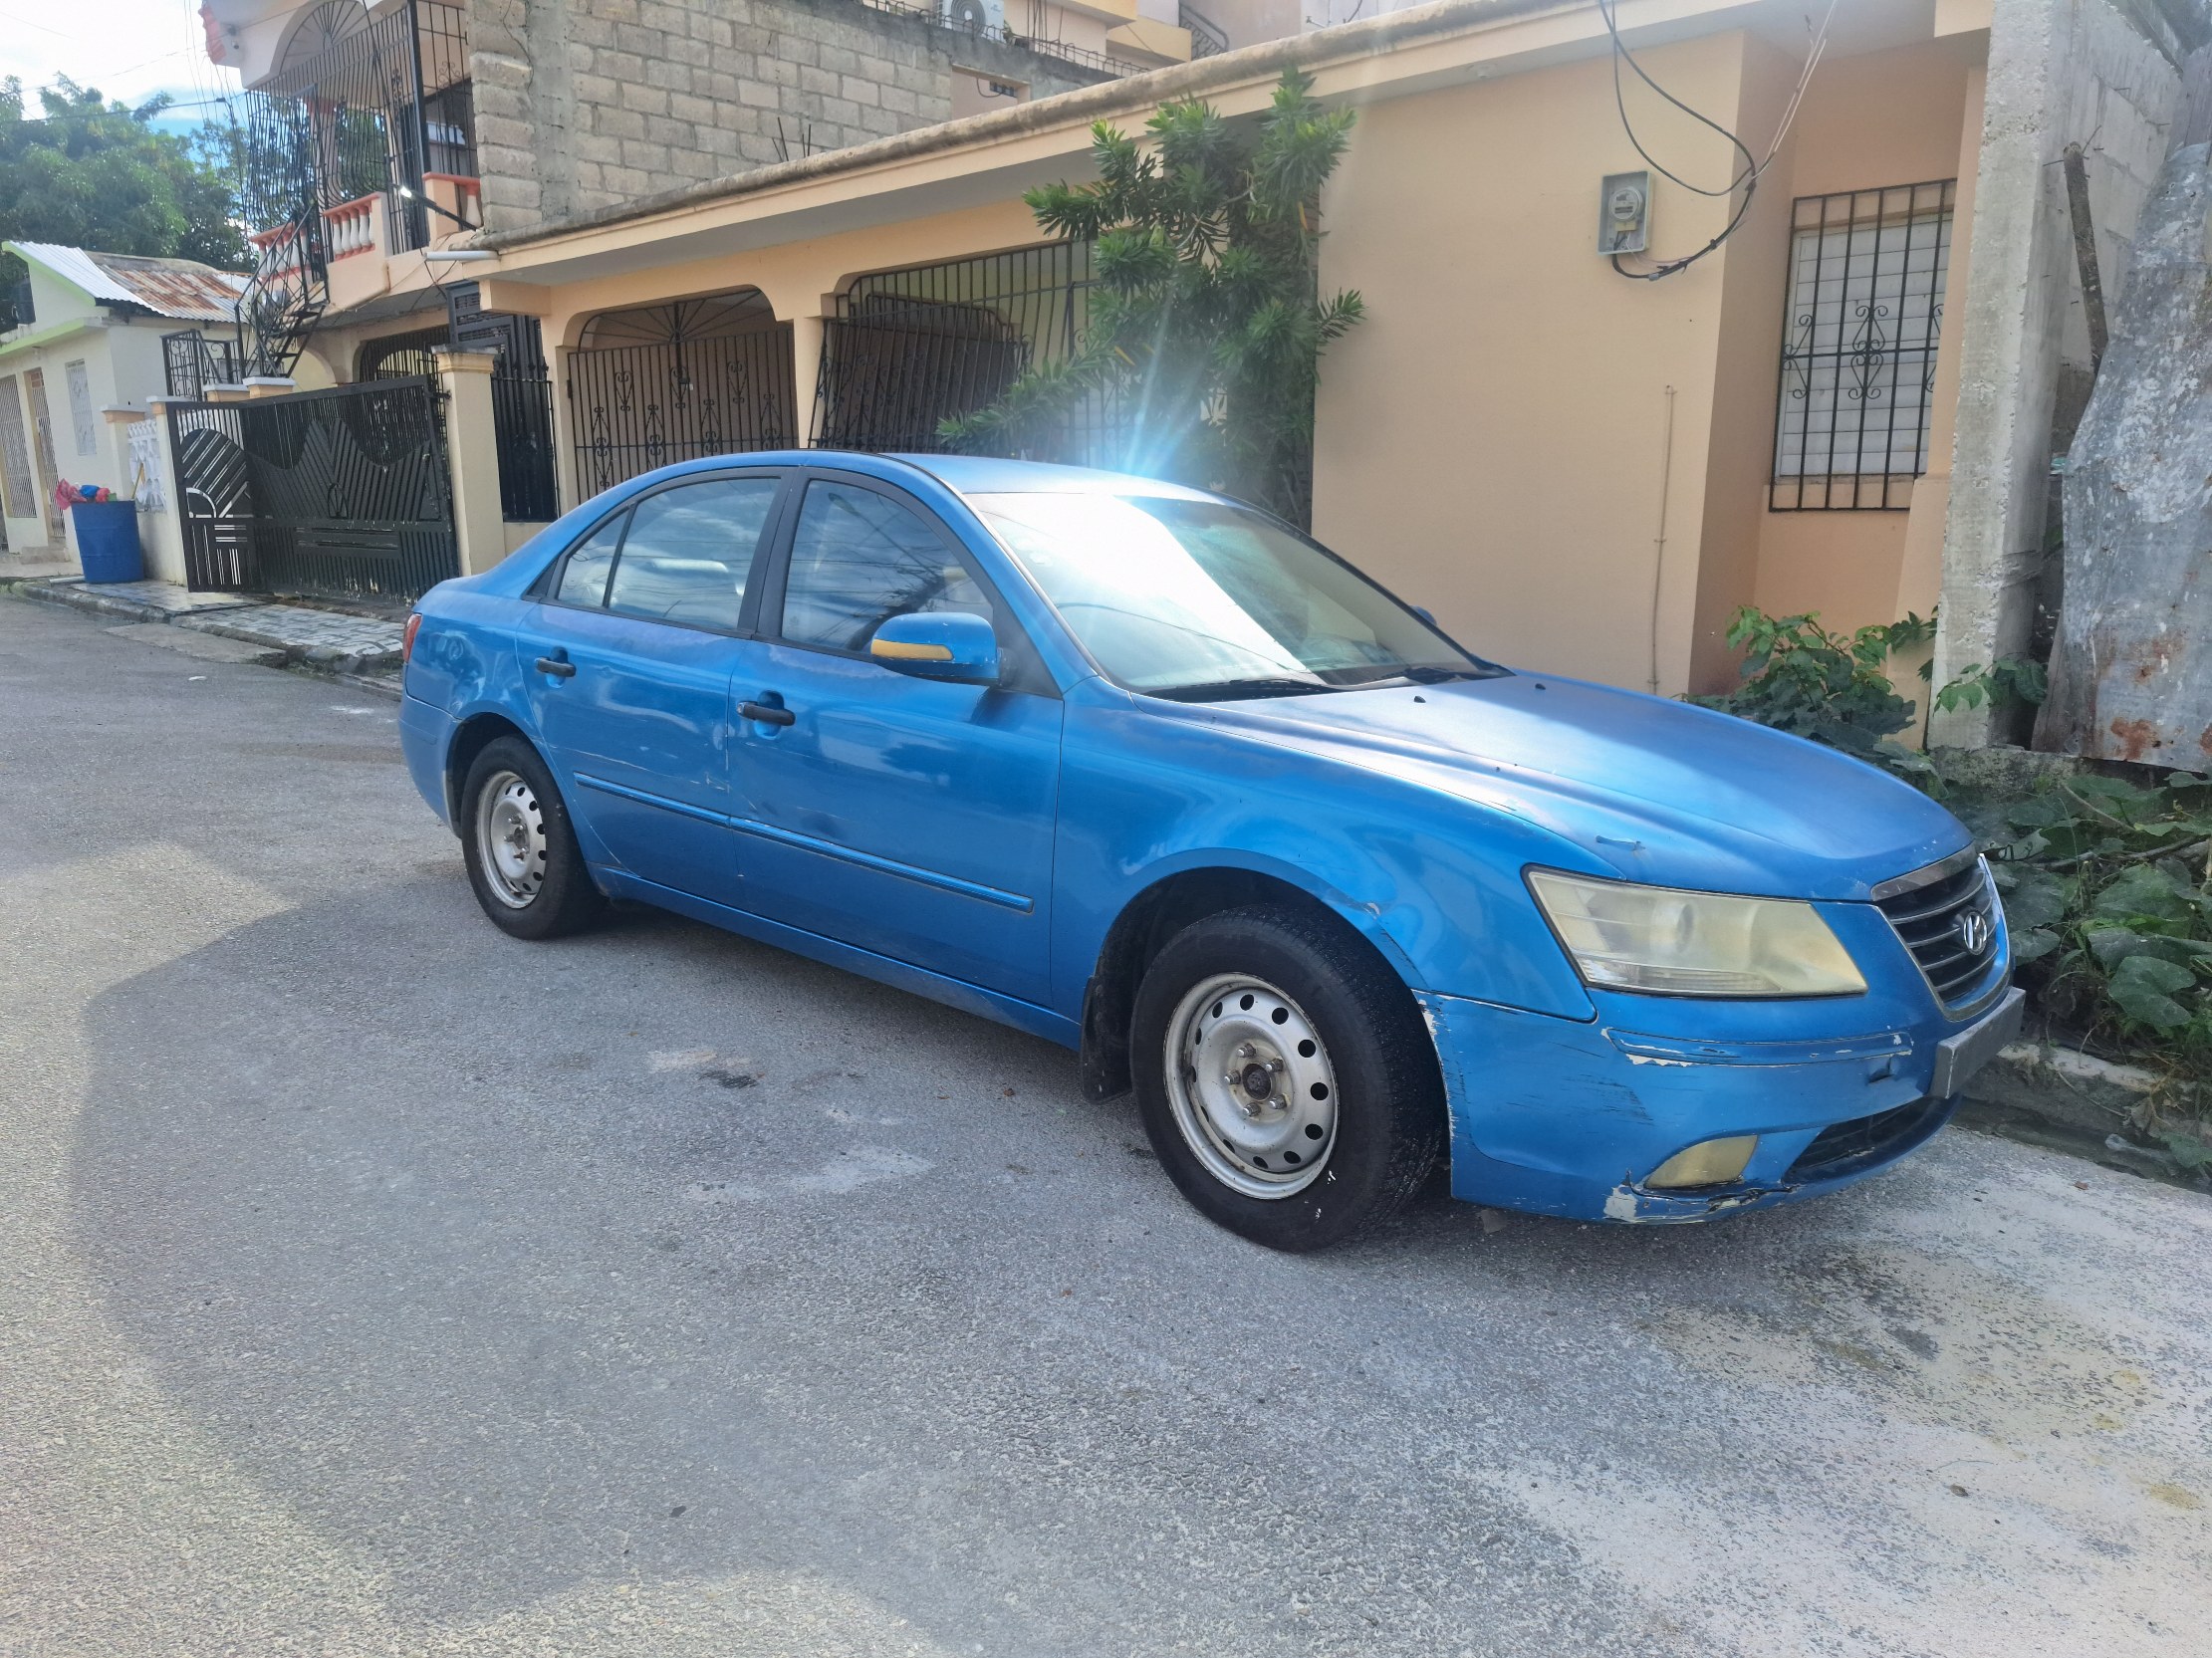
(1527, 870), (1866, 997)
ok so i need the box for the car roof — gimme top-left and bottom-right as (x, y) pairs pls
(884, 453), (1221, 501)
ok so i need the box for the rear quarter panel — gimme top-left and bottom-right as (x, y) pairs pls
(401, 586), (549, 816)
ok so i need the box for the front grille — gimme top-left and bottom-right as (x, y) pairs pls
(1787, 1095), (1949, 1183)
(1873, 852), (2002, 1011)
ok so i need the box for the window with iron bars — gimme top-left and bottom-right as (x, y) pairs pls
(1771, 179), (1955, 511)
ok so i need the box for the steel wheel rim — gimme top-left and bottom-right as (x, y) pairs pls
(475, 770), (548, 909)
(1165, 974), (1339, 1200)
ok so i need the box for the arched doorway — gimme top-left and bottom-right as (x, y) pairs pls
(566, 289), (797, 497)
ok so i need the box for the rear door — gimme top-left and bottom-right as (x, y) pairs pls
(725, 471), (1064, 1004)
(515, 470), (788, 905)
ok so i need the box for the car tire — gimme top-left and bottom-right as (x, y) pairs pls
(459, 736), (607, 940)
(1131, 903), (1444, 1252)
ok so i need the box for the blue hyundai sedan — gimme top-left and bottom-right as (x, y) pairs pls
(398, 452), (2022, 1250)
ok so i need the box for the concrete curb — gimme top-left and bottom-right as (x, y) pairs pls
(172, 611), (403, 675)
(5, 576), (179, 624)
(5, 579), (405, 695)
(1965, 1039), (2209, 1185)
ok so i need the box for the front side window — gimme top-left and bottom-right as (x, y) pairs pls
(1772, 179), (1955, 511)
(779, 480), (995, 653)
(969, 492), (1493, 699)
(605, 476), (779, 629)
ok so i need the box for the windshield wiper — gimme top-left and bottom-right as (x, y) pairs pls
(1151, 675), (1341, 703)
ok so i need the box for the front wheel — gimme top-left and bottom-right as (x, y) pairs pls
(459, 736), (606, 939)
(1131, 905), (1444, 1251)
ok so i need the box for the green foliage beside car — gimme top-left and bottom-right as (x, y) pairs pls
(1693, 606), (1937, 784)
(1976, 772), (2212, 1070)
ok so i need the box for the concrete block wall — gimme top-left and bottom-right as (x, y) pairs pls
(469, 0), (1109, 233)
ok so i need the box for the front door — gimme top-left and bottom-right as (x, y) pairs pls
(516, 471), (786, 905)
(729, 473), (1062, 1005)
(22, 369), (62, 544)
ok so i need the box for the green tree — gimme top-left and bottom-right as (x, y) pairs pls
(0, 78), (247, 326)
(942, 69), (1364, 525)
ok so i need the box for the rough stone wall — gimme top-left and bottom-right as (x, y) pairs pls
(2036, 141), (2212, 763)
(1930, 0), (2184, 746)
(469, 0), (1108, 234)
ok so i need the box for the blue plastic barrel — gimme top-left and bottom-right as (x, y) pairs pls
(73, 500), (144, 585)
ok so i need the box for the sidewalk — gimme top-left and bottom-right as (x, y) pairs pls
(3, 576), (405, 695)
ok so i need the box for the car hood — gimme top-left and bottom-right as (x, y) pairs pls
(1180, 672), (1969, 902)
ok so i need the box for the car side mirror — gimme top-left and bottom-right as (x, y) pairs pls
(867, 610), (1000, 685)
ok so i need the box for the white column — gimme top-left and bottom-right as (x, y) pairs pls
(788, 313), (826, 447)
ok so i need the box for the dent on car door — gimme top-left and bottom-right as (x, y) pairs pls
(726, 474), (1064, 1004)
(515, 472), (786, 904)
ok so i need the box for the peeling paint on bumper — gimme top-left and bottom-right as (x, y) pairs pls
(1418, 990), (1964, 1224)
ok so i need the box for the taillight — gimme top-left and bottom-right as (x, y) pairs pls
(402, 611), (422, 662)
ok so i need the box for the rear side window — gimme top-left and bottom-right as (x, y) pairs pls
(555, 515), (623, 607)
(779, 480), (994, 654)
(606, 476), (781, 630)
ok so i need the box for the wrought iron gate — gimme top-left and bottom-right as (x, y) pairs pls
(449, 284), (559, 521)
(567, 290), (797, 498)
(166, 378), (458, 599)
(812, 242), (1112, 462)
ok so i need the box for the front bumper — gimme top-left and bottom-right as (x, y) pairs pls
(1418, 986), (2021, 1223)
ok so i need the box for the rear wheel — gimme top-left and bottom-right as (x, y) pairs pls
(460, 736), (606, 939)
(1132, 904), (1444, 1251)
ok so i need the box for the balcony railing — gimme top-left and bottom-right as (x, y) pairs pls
(324, 194), (380, 260)
(1182, 4), (1228, 57)
(243, 0), (477, 260)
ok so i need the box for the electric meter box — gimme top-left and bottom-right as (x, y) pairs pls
(1599, 171), (1651, 256)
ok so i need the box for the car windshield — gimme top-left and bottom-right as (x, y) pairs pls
(967, 492), (1499, 699)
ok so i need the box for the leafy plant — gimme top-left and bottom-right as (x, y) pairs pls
(1979, 770), (2212, 1096)
(1694, 606), (1936, 783)
(1934, 655), (2049, 714)
(940, 69), (1363, 525)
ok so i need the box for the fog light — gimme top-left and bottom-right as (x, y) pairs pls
(1646, 1135), (1760, 1189)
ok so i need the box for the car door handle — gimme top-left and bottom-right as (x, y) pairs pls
(739, 699), (795, 727)
(535, 655), (577, 679)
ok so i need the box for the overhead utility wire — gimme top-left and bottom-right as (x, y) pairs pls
(1598, 0), (1838, 281)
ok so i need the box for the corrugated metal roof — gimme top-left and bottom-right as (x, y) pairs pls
(9, 243), (247, 322)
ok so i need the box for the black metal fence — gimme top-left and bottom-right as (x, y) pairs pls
(359, 326), (449, 381)
(814, 242), (1117, 461)
(567, 293), (798, 498)
(165, 378), (458, 599)
(450, 286), (560, 521)
(162, 331), (241, 399)
(1771, 179), (1956, 511)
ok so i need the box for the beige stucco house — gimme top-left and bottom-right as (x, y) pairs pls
(0, 244), (244, 565)
(204, 0), (2187, 744)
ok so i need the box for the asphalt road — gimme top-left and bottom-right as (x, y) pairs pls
(3, 595), (2208, 1658)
